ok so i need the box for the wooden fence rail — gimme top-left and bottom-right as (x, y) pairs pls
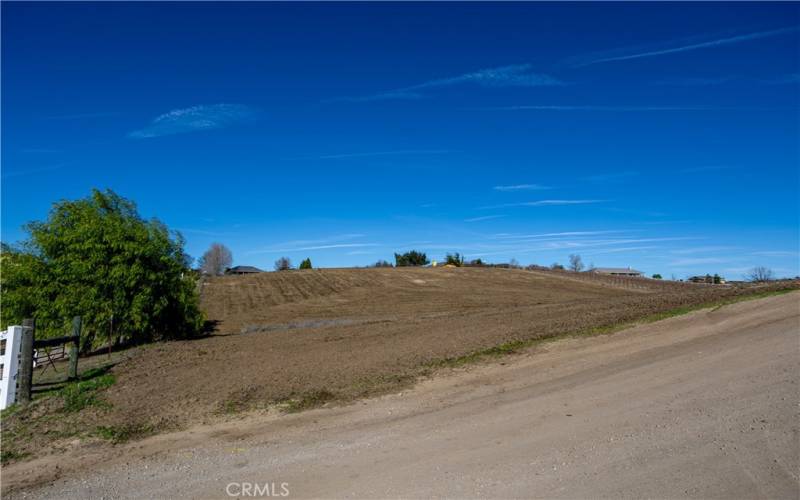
(1, 316), (81, 408)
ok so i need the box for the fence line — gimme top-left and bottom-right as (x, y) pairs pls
(0, 326), (23, 410)
(0, 317), (81, 409)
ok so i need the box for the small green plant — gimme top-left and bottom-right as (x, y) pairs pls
(60, 371), (115, 412)
(282, 389), (335, 413)
(1, 448), (29, 465)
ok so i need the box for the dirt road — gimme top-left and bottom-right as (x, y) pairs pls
(9, 292), (799, 499)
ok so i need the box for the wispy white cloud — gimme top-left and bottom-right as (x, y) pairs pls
(751, 250), (798, 257)
(333, 64), (562, 102)
(582, 246), (660, 255)
(671, 246), (737, 255)
(249, 243), (380, 255)
(468, 236), (699, 258)
(246, 234), (373, 255)
(576, 25), (799, 66)
(670, 257), (733, 266)
(491, 230), (626, 240)
(464, 215), (507, 223)
(493, 184), (550, 191)
(478, 199), (605, 210)
(129, 104), (256, 139)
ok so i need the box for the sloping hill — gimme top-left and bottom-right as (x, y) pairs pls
(5, 267), (793, 471)
(199, 266), (672, 334)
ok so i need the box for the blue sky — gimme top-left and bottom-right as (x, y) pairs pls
(2, 2), (798, 278)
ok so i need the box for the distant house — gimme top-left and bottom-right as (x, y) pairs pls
(225, 265), (263, 275)
(590, 267), (644, 277)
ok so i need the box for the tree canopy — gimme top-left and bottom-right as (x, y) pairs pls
(568, 254), (584, 272)
(445, 252), (464, 267)
(199, 243), (232, 276)
(274, 256), (293, 271)
(299, 258), (312, 270)
(394, 250), (429, 267)
(0, 189), (204, 348)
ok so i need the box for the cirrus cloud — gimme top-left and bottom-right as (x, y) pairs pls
(332, 64), (563, 102)
(128, 104), (256, 139)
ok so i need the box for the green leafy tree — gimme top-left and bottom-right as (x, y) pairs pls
(299, 258), (312, 270)
(394, 250), (429, 267)
(0, 189), (204, 348)
(444, 252), (464, 267)
(652, 274), (663, 279)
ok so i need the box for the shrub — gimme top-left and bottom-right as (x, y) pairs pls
(0, 189), (204, 348)
(299, 258), (312, 270)
(373, 260), (393, 268)
(445, 252), (465, 267)
(652, 274), (663, 279)
(394, 251), (429, 267)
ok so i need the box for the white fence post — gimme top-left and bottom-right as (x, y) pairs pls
(0, 326), (23, 410)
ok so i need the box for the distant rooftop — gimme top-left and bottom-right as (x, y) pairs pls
(226, 265), (263, 274)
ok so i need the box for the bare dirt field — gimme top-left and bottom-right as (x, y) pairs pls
(1, 267), (797, 489)
(5, 289), (799, 498)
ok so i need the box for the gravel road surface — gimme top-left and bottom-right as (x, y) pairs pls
(9, 292), (799, 499)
